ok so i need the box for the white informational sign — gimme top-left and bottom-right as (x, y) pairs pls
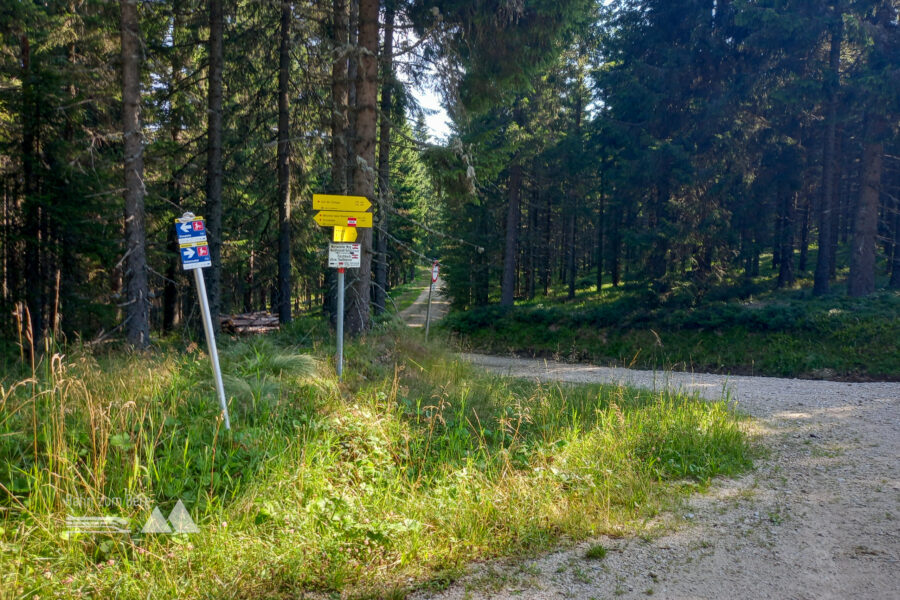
(328, 242), (361, 268)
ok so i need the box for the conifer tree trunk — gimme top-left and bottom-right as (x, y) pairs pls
(565, 211), (576, 299)
(772, 211), (782, 271)
(567, 91), (583, 300)
(798, 197), (810, 272)
(324, 0), (349, 324)
(542, 182), (552, 295)
(777, 191), (795, 288)
(596, 173), (605, 293)
(346, 0), (359, 187)
(345, 0), (377, 336)
(890, 198), (900, 289)
(501, 163), (522, 306)
(276, 0), (292, 323)
(21, 33), (44, 344)
(848, 117), (884, 297)
(163, 224), (178, 331)
(829, 128), (844, 278)
(649, 186), (668, 283)
(374, 0), (394, 315)
(205, 0), (224, 327)
(120, 0), (149, 348)
(331, 0), (348, 194)
(526, 186), (537, 299)
(814, 5), (842, 296)
(163, 8), (187, 333)
(610, 205), (621, 287)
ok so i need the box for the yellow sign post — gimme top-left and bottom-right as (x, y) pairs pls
(313, 211), (373, 228)
(313, 194), (372, 212)
(312, 194), (373, 383)
(333, 226), (358, 242)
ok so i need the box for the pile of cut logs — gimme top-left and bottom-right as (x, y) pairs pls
(220, 311), (280, 335)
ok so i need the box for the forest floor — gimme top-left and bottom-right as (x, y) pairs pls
(412, 355), (900, 600)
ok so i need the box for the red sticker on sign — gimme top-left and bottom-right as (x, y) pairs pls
(347, 217), (357, 227)
(193, 221), (205, 232)
(198, 246), (209, 257)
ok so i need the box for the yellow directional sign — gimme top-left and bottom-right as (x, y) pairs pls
(333, 226), (357, 242)
(313, 194), (371, 212)
(314, 211), (373, 228)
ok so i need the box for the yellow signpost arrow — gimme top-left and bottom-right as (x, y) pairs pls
(313, 194), (372, 212)
(333, 226), (358, 242)
(314, 211), (373, 228)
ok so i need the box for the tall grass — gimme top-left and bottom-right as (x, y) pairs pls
(0, 325), (752, 598)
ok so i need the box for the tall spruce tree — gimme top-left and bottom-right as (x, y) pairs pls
(345, 0), (378, 336)
(120, 0), (150, 348)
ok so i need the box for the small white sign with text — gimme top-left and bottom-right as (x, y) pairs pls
(328, 242), (361, 268)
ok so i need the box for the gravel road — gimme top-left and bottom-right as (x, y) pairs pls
(412, 354), (900, 600)
(400, 278), (449, 329)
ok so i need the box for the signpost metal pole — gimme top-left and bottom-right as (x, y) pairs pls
(336, 267), (345, 381)
(193, 268), (231, 430)
(175, 211), (230, 430)
(425, 261), (438, 341)
(424, 279), (434, 341)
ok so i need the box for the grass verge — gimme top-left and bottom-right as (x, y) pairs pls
(1, 323), (752, 598)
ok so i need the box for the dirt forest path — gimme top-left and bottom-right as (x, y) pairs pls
(400, 278), (450, 328)
(413, 355), (900, 600)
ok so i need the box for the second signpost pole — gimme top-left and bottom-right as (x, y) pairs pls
(336, 267), (344, 381)
(425, 261), (439, 341)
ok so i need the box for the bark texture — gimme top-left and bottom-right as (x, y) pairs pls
(21, 33), (44, 344)
(331, 0), (349, 195)
(346, 0), (359, 187)
(501, 163), (522, 306)
(777, 191), (795, 288)
(345, 0), (377, 336)
(814, 6), (842, 296)
(374, 1), (394, 316)
(848, 119), (884, 297)
(276, 0), (292, 324)
(324, 0), (349, 324)
(120, 0), (150, 348)
(205, 0), (225, 327)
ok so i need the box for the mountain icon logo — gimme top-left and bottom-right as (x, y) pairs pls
(141, 500), (199, 534)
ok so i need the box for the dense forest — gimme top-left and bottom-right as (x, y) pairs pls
(1, 0), (898, 351)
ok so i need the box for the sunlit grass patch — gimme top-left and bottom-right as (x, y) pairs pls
(0, 325), (752, 598)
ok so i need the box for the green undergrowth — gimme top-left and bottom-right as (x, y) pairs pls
(443, 289), (900, 380)
(1, 323), (752, 598)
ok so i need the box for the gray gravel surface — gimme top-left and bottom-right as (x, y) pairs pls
(400, 278), (449, 329)
(411, 354), (900, 600)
